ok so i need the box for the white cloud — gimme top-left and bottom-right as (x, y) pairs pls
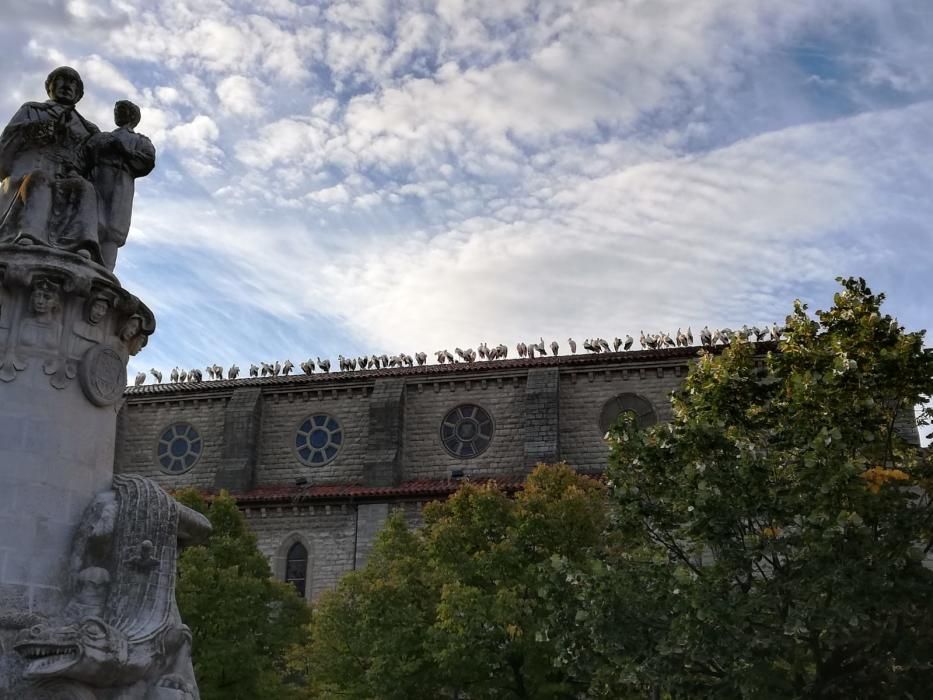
(216, 75), (264, 118)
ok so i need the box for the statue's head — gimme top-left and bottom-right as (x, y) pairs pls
(119, 315), (142, 342)
(114, 100), (141, 129)
(87, 296), (110, 325)
(30, 278), (61, 316)
(45, 66), (84, 106)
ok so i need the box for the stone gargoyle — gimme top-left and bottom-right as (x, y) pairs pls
(12, 475), (210, 699)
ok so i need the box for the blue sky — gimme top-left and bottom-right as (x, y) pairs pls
(1, 1), (931, 409)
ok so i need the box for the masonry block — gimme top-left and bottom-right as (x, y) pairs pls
(213, 387), (263, 491)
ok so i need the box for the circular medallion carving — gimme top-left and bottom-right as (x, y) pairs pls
(78, 345), (126, 406)
(156, 423), (203, 474)
(294, 414), (343, 467)
(440, 404), (494, 459)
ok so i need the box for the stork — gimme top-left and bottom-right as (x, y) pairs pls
(249, 364), (259, 378)
(358, 356), (369, 370)
(517, 342), (527, 358)
(317, 357), (330, 373)
(189, 368), (203, 382)
(273, 361), (281, 377)
(639, 332), (647, 350)
(623, 334), (633, 351)
(613, 337), (622, 352)
(228, 365), (240, 379)
(282, 360), (294, 375)
(179, 370), (188, 382)
(568, 338), (577, 354)
(597, 338), (611, 353)
(436, 350), (447, 364)
(134, 372), (146, 386)
(170, 367), (180, 383)
(550, 340), (559, 356)
(676, 328), (688, 347)
(150, 369), (162, 384)
(300, 360), (314, 375)
(700, 326), (712, 347)
(416, 352), (427, 366)
(686, 326), (694, 346)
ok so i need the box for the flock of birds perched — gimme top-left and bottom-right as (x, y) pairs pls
(133, 323), (785, 386)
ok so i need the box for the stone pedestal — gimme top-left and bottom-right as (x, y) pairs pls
(0, 244), (153, 617)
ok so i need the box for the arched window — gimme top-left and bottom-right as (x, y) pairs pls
(284, 542), (308, 597)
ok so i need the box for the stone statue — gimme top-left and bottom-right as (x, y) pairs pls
(0, 67), (101, 260)
(87, 101), (155, 270)
(0, 68), (154, 272)
(11, 475), (211, 699)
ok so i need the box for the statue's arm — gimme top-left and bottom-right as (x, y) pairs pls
(123, 134), (156, 177)
(0, 104), (38, 179)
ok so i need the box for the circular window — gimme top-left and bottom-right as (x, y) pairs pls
(598, 394), (658, 433)
(295, 414), (343, 466)
(156, 423), (203, 474)
(441, 404), (494, 459)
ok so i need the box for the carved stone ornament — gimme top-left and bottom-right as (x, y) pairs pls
(0, 245), (154, 399)
(6, 475), (211, 699)
(78, 345), (127, 407)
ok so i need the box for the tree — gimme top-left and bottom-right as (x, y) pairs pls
(302, 464), (610, 699)
(571, 277), (933, 698)
(175, 489), (311, 700)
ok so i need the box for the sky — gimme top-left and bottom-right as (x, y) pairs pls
(1, 0), (931, 428)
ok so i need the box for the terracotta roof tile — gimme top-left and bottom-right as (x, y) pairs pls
(192, 477), (529, 504)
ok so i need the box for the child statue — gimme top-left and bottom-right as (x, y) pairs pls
(87, 100), (156, 271)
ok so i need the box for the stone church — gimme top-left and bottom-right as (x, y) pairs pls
(116, 345), (920, 600)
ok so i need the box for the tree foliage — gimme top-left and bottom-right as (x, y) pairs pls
(175, 489), (311, 700)
(303, 464), (609, 699)
(575, 277), (933, 698)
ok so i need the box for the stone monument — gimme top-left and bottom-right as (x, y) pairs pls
(0, 67), (209, 699)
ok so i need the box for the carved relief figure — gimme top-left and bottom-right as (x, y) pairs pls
(14, 475), (211, 699)
(72, 295), (110, 354)
(0, 67), (101, 259)
(87, 101), (156, 271)
(19, 278), (63, 350)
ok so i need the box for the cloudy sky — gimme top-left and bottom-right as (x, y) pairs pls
(1, 1), (931, 393)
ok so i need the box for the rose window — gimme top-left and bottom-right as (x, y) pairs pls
(440, 404), (494, 459)
(156, 423), (203, 474)
(295, 414), (343, 466)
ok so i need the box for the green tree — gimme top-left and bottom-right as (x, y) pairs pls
(572, 277), (933, 698)
(175, 489), (311, 700)
(303, 464), (610, 699)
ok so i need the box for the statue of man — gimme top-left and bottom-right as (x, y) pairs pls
(0, 66), (101, 259)
(87, 100), (156, 271)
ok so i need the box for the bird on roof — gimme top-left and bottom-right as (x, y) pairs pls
(189, 368), (203, 382)
(272, 361), (281, 376)
(249, 364), (259, 377)
(228, 365), (240, 379)
(638, 331), (647, 350)
(358, 356), (369, 370)
(478, 343), (487, 360)
(700, 326), (712, 347)
(676, 328), (688, 347)
(134, 372), (146, 386)
(179, 369), (188, 382)
(150, 369), (162, 384)
(416, 352), (427, 366)
(622, 334), (633, 350)
(770, 322), (781, 341)
(597, 338), (611, 353)
(686, 326), (694, 345)
(550, 340), (559, 356)
(613, 337), (622, 352)
(317, 357), (330, 373)
(517, 342), (527, 358)
(170, 367), (179, 383)
(568, 338), (577, 354)
(300, 360), (314, 375)
(402, 354), (414, 367)
(282, 360), (294, 375)
(528, 343), (536, 359)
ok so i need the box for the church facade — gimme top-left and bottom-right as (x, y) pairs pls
(115, 345), (920, 599)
